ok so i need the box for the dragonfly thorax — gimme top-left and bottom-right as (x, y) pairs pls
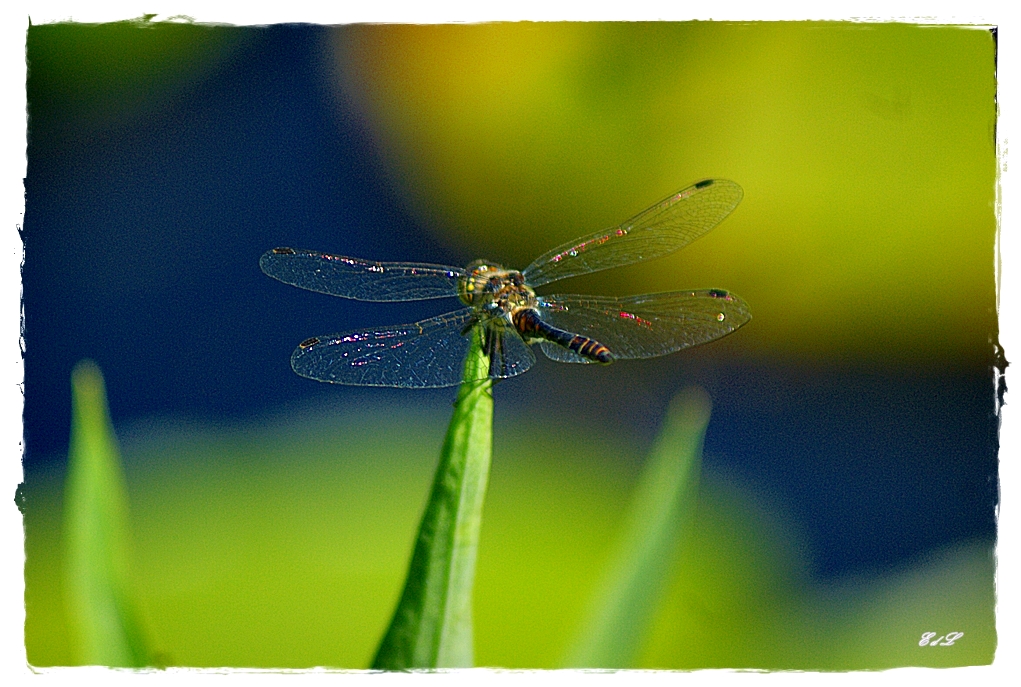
(458, 260), (538, 325)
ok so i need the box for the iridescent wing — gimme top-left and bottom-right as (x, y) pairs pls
(260, 248), (464, 301)
(535, 290), (751, 363)
(290, 308), (534, 387)
(521, 179), (743, 288)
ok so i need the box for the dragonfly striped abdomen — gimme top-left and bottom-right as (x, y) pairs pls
(512, 308), (613, 363)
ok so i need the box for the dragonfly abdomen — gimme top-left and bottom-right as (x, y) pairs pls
(512, 308), (613, 363)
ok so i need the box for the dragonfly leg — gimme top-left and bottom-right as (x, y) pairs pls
(485, 326), (503, 378)
(459, 316), (480, 337)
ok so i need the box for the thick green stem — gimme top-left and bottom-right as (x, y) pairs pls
(372, 328), (493, 669)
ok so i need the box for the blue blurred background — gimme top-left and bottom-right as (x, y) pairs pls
(22, 22), (999, 667)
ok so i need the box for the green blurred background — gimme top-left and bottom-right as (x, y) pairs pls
(335, 22), (997, 365)
(23, 21), (998, 668)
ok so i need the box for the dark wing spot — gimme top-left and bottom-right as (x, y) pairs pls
(695, 179), (714, 189)
(707, 289), (730, 298)
(272, 247), (296, 255)
(299, 337), (320, 349)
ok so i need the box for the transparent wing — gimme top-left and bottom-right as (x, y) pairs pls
(292, 309), (473, 387)
(522, 179), (743, 288)
(536, 290), (751, 362)
(260, 248), (464, 301)
(290, 309), (534, 387)
(485, 325), (537, 380)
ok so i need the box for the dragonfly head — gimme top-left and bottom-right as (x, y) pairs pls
(458, 260), (537, 321)
(459, 260), (506, 305)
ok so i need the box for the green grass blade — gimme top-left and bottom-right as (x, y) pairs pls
(371, 328), (493, 669)
(564, 386), (711, 668)
(62, 360), (151, 666)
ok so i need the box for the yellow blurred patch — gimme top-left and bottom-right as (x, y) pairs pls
(331, 23), (996, 365)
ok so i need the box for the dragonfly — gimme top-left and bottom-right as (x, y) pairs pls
(260, 178), (751, 388)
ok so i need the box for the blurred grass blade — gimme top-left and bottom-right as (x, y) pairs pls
(565, 387), (712, 668)
(372, 328), (493, 669)
(63, 360), (150, 666)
